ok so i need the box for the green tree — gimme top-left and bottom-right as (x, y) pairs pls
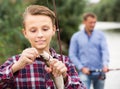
(0, 0), (86, 64)
(86, 0), (120, 22)
(33, 0), (86, 54)
(0, 0), (30, 63)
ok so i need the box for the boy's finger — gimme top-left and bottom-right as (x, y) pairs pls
(45, 65), (52, 73)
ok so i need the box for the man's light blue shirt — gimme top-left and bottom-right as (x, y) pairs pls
(69, 29), (109, 71)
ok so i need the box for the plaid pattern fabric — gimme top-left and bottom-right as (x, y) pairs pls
(0, 48), (86, 89)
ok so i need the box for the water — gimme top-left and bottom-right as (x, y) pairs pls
(80, 22), (120, 89)
(104, 31), (120, 89)
(90, 31), (120, 89)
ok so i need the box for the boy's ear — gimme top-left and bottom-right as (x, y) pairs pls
(53, 25), (56, 31)
(22, 29), (27, 39)
(52, 25), (56, 35)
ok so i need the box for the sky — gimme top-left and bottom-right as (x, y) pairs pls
(89, 0), (100, 3)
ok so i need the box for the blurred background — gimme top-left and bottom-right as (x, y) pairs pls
(0, 0), (120, 89)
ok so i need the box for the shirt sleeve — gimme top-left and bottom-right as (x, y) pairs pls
(63, 56), (86, 89)
(0, 57), (16, 88)
(69, 34), (83, 70)
(100, 33), (109, 67)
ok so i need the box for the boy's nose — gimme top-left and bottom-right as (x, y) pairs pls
(37, 30), (43, 37)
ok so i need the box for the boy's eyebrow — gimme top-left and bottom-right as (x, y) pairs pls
(42, 25), (50, 27)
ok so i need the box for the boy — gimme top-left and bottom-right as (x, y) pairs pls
(0, 5), (85, 89)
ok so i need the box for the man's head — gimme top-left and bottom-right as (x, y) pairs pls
(22, 5), (56, 53)
(83, 12), (97, 33)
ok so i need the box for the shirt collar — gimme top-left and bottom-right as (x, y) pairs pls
(49, 48), (58, 58)
(83, 28), (94, 36)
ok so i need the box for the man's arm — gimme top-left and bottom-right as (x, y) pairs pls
(69, 34), (83, 70)
(101, 33), (109, 72)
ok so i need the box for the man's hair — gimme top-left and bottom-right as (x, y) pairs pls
(22, 5), (56, 28)
(83, 12), (97, 21)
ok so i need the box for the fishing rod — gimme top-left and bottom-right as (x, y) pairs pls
(109, 68), (120, 71)
(90, 68), (120, 73)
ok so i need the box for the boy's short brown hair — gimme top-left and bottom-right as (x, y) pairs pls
(23, 5), (56, 28)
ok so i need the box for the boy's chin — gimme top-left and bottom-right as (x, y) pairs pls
(35, 46), (46, 50)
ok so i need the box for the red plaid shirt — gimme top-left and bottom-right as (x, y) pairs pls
(0, 48), (85, 89)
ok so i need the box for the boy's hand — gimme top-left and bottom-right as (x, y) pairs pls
(12, 48), (39, 73)
(45, 59), (67, 78)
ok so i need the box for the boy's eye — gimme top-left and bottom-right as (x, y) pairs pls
(43, 28), (49, 31)
(30, 28), (37, 32)
(30, 30), (36, 32)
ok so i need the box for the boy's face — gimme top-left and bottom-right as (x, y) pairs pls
(23, 14), (56, 52)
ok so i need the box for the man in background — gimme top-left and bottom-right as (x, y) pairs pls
(69, 12), (109, 89)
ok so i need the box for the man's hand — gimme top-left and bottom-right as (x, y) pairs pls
(12, 48), (39, 73)
(103, 66), (109, 73)
(81, 67), (90, 75)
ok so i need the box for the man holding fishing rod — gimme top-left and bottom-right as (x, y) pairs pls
(0, 5), (85, 89)
(69, 12), (109, 89)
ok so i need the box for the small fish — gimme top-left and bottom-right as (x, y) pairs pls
(40, 51), (64, 89)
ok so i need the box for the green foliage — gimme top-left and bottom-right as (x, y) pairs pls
(34, 0), (86, 54)
(86, 0), (120, 22)
(0, 0), (86, 64)
(0, 0), (30, 63)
